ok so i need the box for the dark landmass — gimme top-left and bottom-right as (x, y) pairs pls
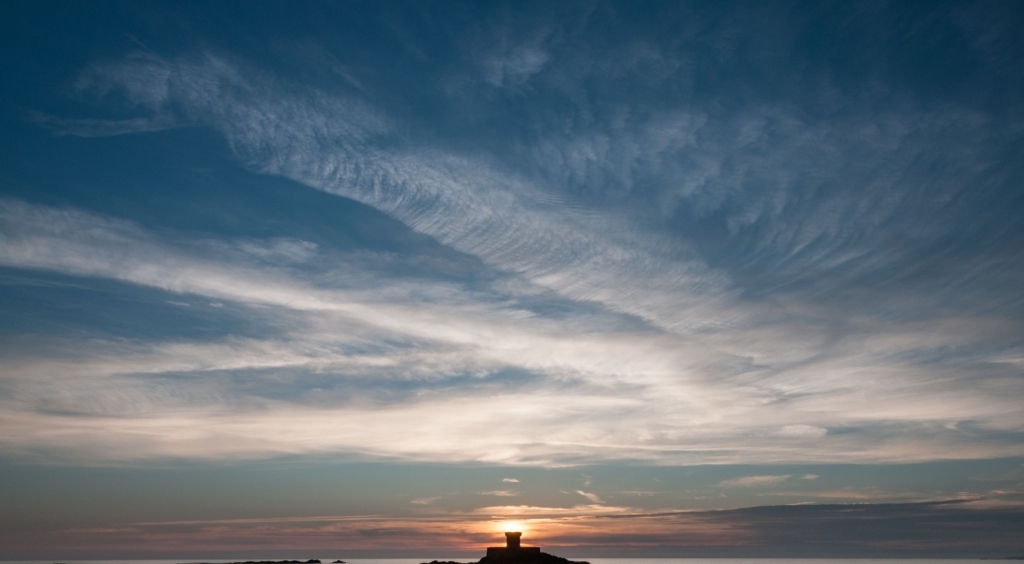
(183, 560), (321, 564)
(481, 552), (588, 564)
(423, 553), (588, 564)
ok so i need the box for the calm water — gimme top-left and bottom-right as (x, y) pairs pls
(0, 559), (997, 564)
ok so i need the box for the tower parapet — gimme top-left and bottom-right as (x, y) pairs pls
(505, 532), (521, 551)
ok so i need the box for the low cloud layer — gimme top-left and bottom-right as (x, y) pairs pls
(3, 498), (1021, 559)
(719, 475), (792, 488)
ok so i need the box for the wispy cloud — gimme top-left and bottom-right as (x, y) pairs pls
(2, 192), (1023, 465)
(55, 52), (732, 336)
(480, 490), (519, 497)
(473, 504), (628, 517)
(575, 490), (602, 503)
(7, 8), (1024, 469)
(30, 111), (182, 137)
(719, 475), (792, 488)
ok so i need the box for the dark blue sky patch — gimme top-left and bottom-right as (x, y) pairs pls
(0, 267), (271, 340)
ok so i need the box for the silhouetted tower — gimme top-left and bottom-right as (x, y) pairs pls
(486, 531), (540, 560)
(506, 532), (521, 551)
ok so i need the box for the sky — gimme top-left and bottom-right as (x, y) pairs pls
(1, 0), (1024, 559)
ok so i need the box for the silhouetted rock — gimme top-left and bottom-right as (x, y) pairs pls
(479, 552), (587, 564)
(419, 552), (586, 564)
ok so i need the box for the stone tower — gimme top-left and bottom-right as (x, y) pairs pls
(505, 532), (521, 551)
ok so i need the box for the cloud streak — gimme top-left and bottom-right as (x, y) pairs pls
(2, 197), (1023, 465)
(719, 475), (792, 488)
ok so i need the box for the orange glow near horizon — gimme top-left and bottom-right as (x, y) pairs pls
(493, 519), (530, 537)
(0, 510), (761, 555)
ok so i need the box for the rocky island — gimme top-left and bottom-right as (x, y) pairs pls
(423, 532), (589, 564)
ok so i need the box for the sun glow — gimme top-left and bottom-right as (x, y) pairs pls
(494, 520), (529, 536)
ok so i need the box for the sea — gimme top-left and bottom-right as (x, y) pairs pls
(0, 559), (1002, 564)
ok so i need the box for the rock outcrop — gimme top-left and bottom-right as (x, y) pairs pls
(421, 532), (588, 564)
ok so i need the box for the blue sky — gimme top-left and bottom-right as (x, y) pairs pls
(1, 0), (1023, 558)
